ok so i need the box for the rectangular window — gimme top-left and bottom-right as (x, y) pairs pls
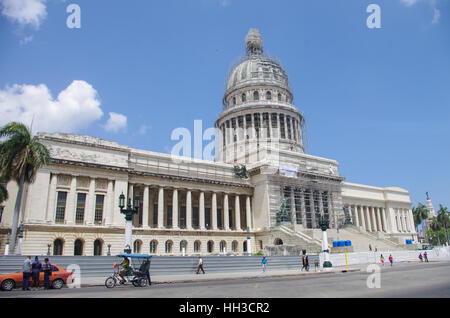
(294, 189), (303, 224)
(217, 208), (222, 229)
(0, 206), (4, 223)
(55, 191), (67, 223)
(193, 207), (199, 229)
(167, 205), (172, 228)
(229, 209), (233, 229)
(279, 114), (286, 139)
(153, 204), (158, 227)
(75, 193), (87, 224)
(205, 207), (211, 229)
(180, 206), (186, 229)
(286, 116), (292, 140)
(304, 190), (312, 229)
(94, 194), (104, 224)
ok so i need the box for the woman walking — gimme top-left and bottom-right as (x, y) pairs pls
(380, 254), (385, 266)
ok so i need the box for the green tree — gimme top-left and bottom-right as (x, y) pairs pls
(0, 122), (51, 253)
(0, 175), (8, 204)
(412, 203), (428, 227)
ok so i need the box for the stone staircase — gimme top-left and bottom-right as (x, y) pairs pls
(330, 226), (404, 252)
(277, 226), (322, 252)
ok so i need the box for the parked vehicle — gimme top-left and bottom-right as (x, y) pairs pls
(0, 264), (73, 291)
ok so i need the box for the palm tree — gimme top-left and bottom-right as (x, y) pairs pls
(413, 203), (428, 227)
(0, 122), (51, 254)
(0, 174), (8, 204)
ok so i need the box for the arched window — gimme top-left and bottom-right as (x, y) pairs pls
(278, 93), (282, 102)
(274, 238), (283, 246)
(74, 239), (83, 256)
(232, 97), (236, 105)
(165, 240), (173, 254)
(180, 240), (187, 253)
(94, 239), (103, 256)
(266, 91), (272, 100)
(207, 241), (214, 253)
(253, 91), (259, 101)
(53, 238), (64, 256)
(232, 241), (238, 253)
(150, 240), (158, 254)
(242, 93), (247, 102)
(220, 241), (226, 253)
(194, 240), (201, 253)
(133, 240), (142, 254)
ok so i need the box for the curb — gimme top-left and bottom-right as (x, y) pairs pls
(79, 268), (361, 288)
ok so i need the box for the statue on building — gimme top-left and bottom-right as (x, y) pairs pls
(233, 164), (248, 179)
(276, 199), (292, 224)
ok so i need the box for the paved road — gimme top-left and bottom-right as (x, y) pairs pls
(1, 262), (449, 298)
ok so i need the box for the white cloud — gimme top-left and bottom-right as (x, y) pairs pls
(432, 8), (440, 24)
(0, 80), (103, 134)
(138, 124), (150, 135)
(103, 112), (127, 133)
(19, 35), (33, 45)
(0, 0), (47, 29)
(400, 0), (421, 6)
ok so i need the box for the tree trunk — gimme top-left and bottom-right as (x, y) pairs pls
(9, 172), (25, 254)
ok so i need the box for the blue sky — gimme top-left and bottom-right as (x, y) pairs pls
(0, 0), (449, 210)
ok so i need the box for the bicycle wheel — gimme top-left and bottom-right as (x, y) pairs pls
(138, 277), (148, 288)
(105, 276), (116, 288)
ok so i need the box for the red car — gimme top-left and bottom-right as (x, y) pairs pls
(0, 264), (73, 291)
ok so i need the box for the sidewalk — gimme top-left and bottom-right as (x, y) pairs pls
(79, 265), (362, 287)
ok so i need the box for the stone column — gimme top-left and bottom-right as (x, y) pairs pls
(172, 188), (178, 229)
(309, 191), (316, 228)
(359, 205), (366, 231)
(143, 185), (149, 228)
(300, 190), (307, 229)
(408, 209), (416, 233)
(46, 173), (58, 222)
(158, 187), (164, 229)
(86, 178), (96, 225)
(212, 192), (218, 230)
(364, 206), (372, 232)
(375, 207), (382, 233)
(290, 188), (297, 224)
(66, 176), (77, 225)
(235, 194), (241, 230)
(370, 207), (377, 232)
(223, 193), (230, 231)
(382, 208), (390, 232)
(380, 208), (387, 232)
(186, 190), (192, 230)
(105, 179), (114, 226)
(404, 209), (410, 232)
(353, 205), (360, 227)
(199, 191), (206, 230)
(246, 196), (252, 230)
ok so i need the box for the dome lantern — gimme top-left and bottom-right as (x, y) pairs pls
(245, 29), (263, 57)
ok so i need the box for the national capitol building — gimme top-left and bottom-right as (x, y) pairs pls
(0, 30), (417, 256)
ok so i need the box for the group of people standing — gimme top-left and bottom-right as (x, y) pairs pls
(379, 254), (394, 266)
(22, 256), (53, 290)
(419, 252), (429, 262)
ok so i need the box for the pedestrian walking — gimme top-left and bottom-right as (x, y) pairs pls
(196, 256), (205, 274)
(305, 255), (310, 271)
(380, 254), (385, 266)
(31, 256), (42, 289)
(424, 251), (429, 262)
(419, 253), (423, 262)
(262, 255), (267, 272)
(42, 258), (53, 290)
(301, 254), (307, 271)
(389, 254), (393, 266)
(369, 244), (372, 251)
(22, 256), (32, 291)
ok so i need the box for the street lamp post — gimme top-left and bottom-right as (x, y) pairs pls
(119, 192), (140, 254)
(16, 223), (24, 255)
(319, 214), (332, 269)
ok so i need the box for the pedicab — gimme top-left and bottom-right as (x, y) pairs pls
(105, 254), (151, 288)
